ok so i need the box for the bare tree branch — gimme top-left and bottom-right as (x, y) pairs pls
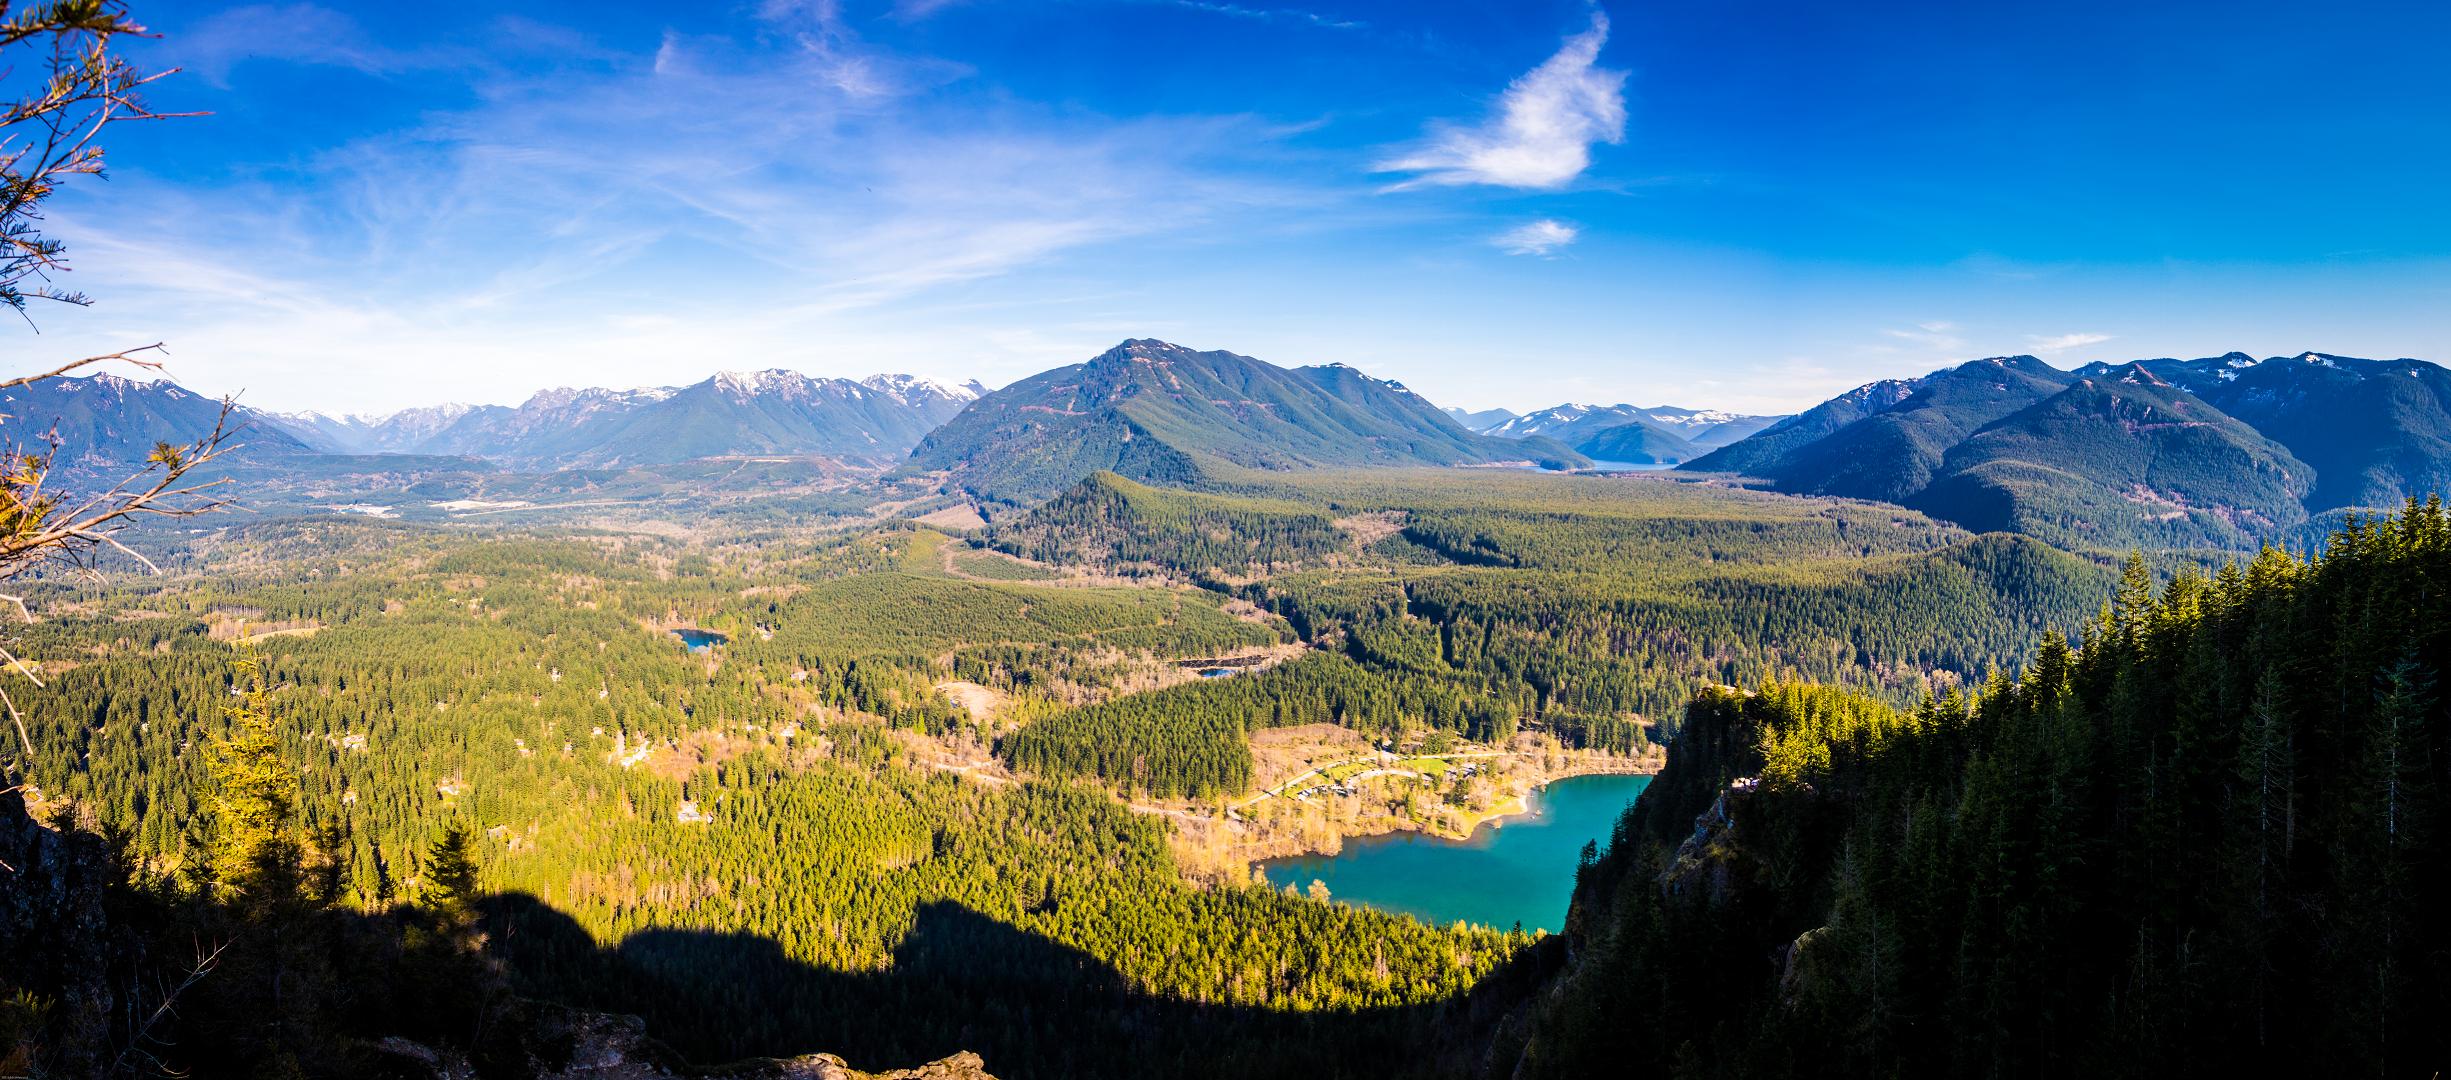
(0, 4), (214, 795)
(107, 935), (230, 1078)
(0, 341), (165, 392)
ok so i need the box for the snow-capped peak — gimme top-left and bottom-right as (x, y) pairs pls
(711, 368), (816, 398)
(860, 374), (974, 404)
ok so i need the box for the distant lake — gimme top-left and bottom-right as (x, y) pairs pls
(1582, 460), (1677, 472)
(672, 628), (728, 652)
(1256, 773), (1650, 934)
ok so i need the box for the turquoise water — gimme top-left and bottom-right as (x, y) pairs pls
(1256, 773), (1650, 933)
(1582, 459), (1677, 471)
(672, 628), (728, 652)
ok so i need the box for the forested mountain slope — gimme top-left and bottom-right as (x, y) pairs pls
(1742, 355), (2075, 503)
(1, 372), (313, 461)
(0, 521), (1532, 1079)
(2087, 351), (2451, 513)
(1573, 416), (1702, 464)
(906, 340), (1582, 506)
(1687, 376), (1925, 478)
(1517, 501), (2451, 1078)
(1688, 350), (2450, 550)
(981, 470), (2118, 798)
(1910, 364), (2313, 548)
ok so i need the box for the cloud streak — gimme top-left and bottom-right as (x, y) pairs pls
(1493, 219), (1577, 256)
(172, 3), (459, 83)
(2028, 331), (2114, 353)
(1376, 12), (1626, 190)
(50, 9), (1342, 412)
(1881, 321), (1967, 353)
(1172, 2), (1364, 29)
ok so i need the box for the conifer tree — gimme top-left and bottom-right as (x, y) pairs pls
(203, 647), (302, 909)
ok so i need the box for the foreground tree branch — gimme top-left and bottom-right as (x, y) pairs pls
(0, 3), (216, 780)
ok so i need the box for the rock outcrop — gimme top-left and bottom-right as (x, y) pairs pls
(361, 1002), (998, 1080)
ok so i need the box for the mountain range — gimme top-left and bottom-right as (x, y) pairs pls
(270, 371), (979, 467)
(1, 368), (980, 471)
(1470, 402), (1786, 464)
(14, 345), (2447, 550)
(1684, 351), (2451, 549)
(908, 338), (1584, 505)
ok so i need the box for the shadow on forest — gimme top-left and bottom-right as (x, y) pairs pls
(480, 892), (1563, 1080)
(3, 782), (1555, 1080)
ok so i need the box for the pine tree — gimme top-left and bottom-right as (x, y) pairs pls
(423, 821), (482, 936)
(203, 647), (302, 910)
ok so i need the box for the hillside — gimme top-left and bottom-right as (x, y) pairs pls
(990, 471), (1348, 575)
(1911, 365), (2313, 548)
(1686, 350), (2450, 549)
(1750, 355), (2075, 503)
(1517, 505), (2451, 1078)
(905, 339), (1580, 505)
(0, 372), (312, 462)
(1686, 376), (1925, 477)
(1573, 415), (1702, 464)
(2085, 351), (2451, 512)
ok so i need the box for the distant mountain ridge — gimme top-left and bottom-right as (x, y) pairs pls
(2072, 351), (2451, 512)
(264, 371), (976, 467)
(1478, 402), (1786, 464)
(1685, 350), (2450, 548)
(1443, 405), (1518, 431)
(1, 372), (313, 463)
(909, 339), (1584, 505)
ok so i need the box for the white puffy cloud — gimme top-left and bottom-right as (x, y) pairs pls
(1377, 13), (1627, 190)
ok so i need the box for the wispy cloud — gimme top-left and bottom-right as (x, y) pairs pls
(53, 8), (1342, 412)
(891, 0), (968, 19)
(173, 3), (452, 84)
(1376, 12), (1626, 190)
(1172, 2), (1364, 29)
(1493, 219), (1577, 256)
(1881, 321), (1967, 353)
(2028, 331), (2114, 353)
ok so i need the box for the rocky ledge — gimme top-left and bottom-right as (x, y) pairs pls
(365, 1002), (996, 1080)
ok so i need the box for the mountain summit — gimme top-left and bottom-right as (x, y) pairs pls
(907, 339), (1582, 504)
(267, 370), (973, 467)
(1684, 350), (2448, 547)
(1480, 402), (1786, 463)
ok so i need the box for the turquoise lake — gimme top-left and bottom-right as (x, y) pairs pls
(1256, 773), (1650, 933)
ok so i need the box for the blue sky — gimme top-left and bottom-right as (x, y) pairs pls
(33, 0), (2451, 415)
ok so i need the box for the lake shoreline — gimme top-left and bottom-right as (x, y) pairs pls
(1228, 754), (1658, 870)
(1253, 772), (1658, 933)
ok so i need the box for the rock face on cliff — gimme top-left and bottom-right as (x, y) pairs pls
(364, 1003), (998, 1079)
